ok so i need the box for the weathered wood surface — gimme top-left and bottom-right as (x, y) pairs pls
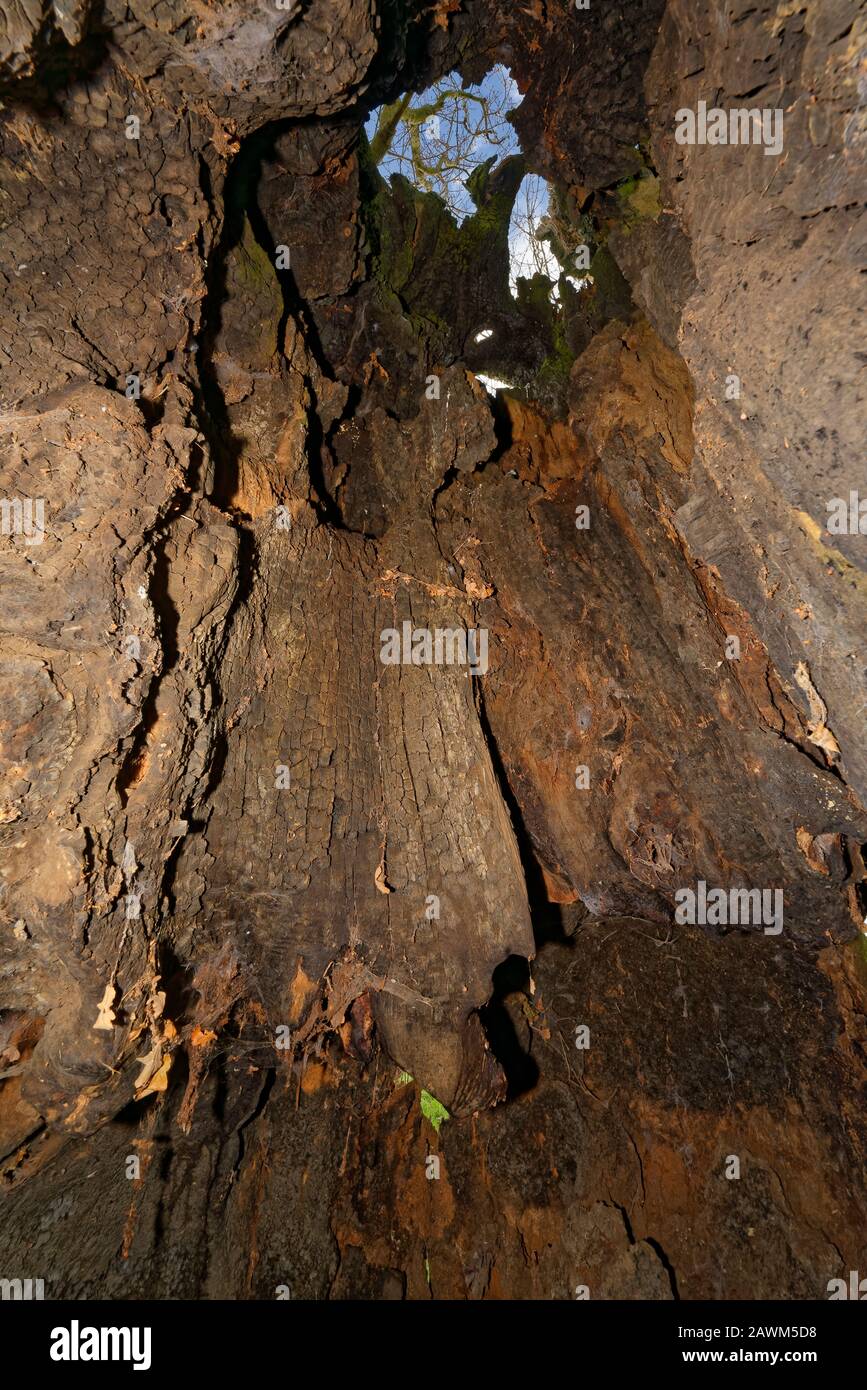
(0, 0), (864, 1299)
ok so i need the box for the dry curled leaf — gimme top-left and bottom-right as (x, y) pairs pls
(432, 0), (460, 29)
(93, 983), (116, 1032)
(147, 989), (166, 1022)
(138, 1054), (173, 1099)
(134, 1043), (161, 1092)
(134, 1044), (173, 1098)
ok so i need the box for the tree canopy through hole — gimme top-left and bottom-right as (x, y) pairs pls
(365, 66), (561, 292)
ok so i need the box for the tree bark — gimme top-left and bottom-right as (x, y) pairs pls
(0, 0), (864, 1300)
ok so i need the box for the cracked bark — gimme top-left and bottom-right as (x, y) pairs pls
(0, 0), (865, 1301)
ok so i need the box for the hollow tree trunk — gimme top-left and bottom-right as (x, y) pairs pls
(0, 0), (864, 1301)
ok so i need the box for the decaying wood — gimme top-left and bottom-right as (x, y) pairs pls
(0, 0), (864, 1300)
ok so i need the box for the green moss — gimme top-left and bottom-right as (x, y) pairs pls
(532, 276), (575, 388)
(587, 244), (634, 321)
(360, 136), (574, 391)
(234, 217), (279, 289)
(370, 179), (419, 290)
(223, 216), (283, 364)
(614, 170), (661, 229)
(360, 136), (517, 346)
(516, 271), (558, 321)
(537, 184), (595, 276)
(536, 330), (574, 389)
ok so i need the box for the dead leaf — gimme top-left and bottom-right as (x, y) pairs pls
(134, 1043), (162, 1093)
(362, 349), (389, 385)
(432, 0), (460, 29)
(137, 1053), (172, 1099)
(147, 989), (166, 1021)
(134, 1042), (174, 1098)
(93, 983), (117, 1031)
(190, 1026), (217, 1048)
